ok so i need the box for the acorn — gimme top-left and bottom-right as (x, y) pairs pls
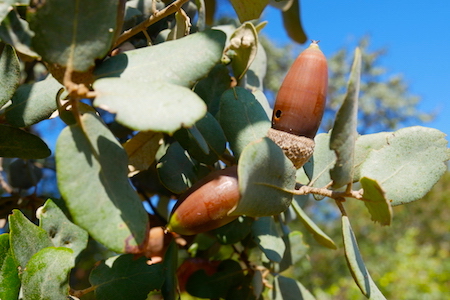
(268, 40), (328, 168)
(167, 166), (239, 235)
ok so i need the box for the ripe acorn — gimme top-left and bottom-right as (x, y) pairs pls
(268, 40), (328, 168)
(167, 166), (239, 235)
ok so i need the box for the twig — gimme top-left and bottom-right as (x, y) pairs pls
(114, 0), (191, 48)
(293, 182), (364, 200)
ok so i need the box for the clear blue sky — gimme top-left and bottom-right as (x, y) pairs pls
(219, 0), (450, 138)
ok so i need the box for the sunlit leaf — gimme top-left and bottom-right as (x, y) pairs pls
(8, 209), (53, 269)
(94, 29), (226, 88)
(360, 177), (392, 226)
(0, 43), (20, 108)
(231, 137), (296, 217)
(124, 131), (163, 173)
(0, 234), (20, 300)
(229, 22), (258, 80)
(0, 125), (50, 159)
(353, 132), (390, 181)
(5, 75), (62, 127)
(229, 0), (270, 22)
(56, 112), (149, 253)
(0, 9), (39, 58)
(308, 133), (335, 199)
(90, 254), (164, 300)
(38, 199), (89, 258)
(22, 247), (74, 300)
(218, 87), (271, 159)
(291, 200), (337, 249)
(342, 216), (386, 299)
(94, 78), (207, 133)
(360, 126), (450, 205)
(252, 216), (285, 263)
(330, 48), (361, 188)
(30, 0), (122, 71)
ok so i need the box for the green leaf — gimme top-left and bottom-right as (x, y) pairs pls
(194, 63), (232, 116)
(0, 0), (14, 23)
(93, 78), (207, 133)
(8, 209), (53, 269)
(0, 9), (39, 58)
(157, 142), (198, 194)
(218, 87), (271, 159)
(90, 254), (164, 300)
(342, 216), (386, 299)
(0, 125), (51, 159)
(5, 75), (62, 127)
(229, 22), (258, 80)
(281, 0), (307, 44)
(291, 200), (337, 249)
(0, 234), (20, 300)
(229, 0), (270, 22)
(247, 40), (268, 91)
(186, 259), (245, 298)
(330, 48), (361, 189)
(124, 131), (163, 173)
(8, 158), (43, 189)
(94, 29), (226, 87)
(0, 43), (20, 108)
(353, 132), (390, 181)
(251, 216), (285, 263)
(360, 126), (450, 205)
(30, 0), (122, 72)
(56, 112), (149, 253)
(212, 216), (254, 245)
(174, 112), (227, 165)
(161, 240), (179, 300)
(231, 137), (296, 217)
(272, 275), (316, 300)
(307, 133), (335, 199)
(360, 177), (392, 226)
(276, 230), (309, 273)
(22, 247), (74, 300)
(38, 199), (89, 258)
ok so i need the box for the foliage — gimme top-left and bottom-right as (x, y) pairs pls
(0, 1), (448, 300)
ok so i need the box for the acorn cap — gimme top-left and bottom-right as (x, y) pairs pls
(267, 128), (314, 169)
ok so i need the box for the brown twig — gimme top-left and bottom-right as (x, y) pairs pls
(293, 182), (364, 200)
(113, 0), (191, 48)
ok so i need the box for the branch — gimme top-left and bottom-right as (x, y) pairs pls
(114, 0), (191, 48)
(294, 182), (364, 200)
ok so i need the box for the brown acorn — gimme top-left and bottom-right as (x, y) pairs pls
(268, 40), (328, 168)
(167, 166), (239, 235)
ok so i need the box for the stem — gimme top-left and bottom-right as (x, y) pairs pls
(293, 183), (364, 200)
(114, 0), (191, 48)
(70, 285), (97, 298)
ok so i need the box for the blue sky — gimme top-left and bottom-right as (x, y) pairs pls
(221, 0), (450, 137)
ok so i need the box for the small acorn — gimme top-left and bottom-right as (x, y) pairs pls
(268, 40), (328, 168)
(167, 166), (239, 235)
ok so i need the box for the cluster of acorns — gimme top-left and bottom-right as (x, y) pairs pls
(168, 41), (328, 236)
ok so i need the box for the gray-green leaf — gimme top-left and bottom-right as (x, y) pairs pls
(38, 199), (89, 258)
(330, 48), (361, 188)
(342, 215), (386, 299)
(360, 177), (392, 226)
(252, 216), (285, 263)
(90, 254), (165, 300)
(93, 78), (207, 133)
(0, 43), (20, 108)
(56, 112), (149, 253)
(360, 126), (450, 205)
(232, 137), (296, 217)
(22, 247), (74, 300)
(0, 125), (51, 159)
